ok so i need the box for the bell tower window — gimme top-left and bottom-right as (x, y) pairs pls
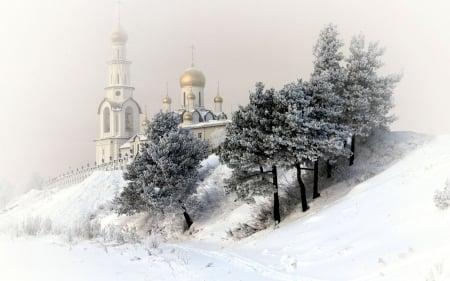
(125, 107), (134, 132)
(103, 108), (110, 133)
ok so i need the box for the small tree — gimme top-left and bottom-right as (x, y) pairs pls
(143, 127), (209, 214)
(114, 148), (150, 215)
(115, 112), (209, 229)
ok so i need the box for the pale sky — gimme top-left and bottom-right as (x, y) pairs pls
(0, 0), (449, 188)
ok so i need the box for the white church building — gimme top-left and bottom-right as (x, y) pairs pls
(95, 21), (229, 165)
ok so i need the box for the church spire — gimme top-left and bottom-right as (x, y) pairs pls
(162, 82), (172, 112)
(191, 45), (195, 67)
(117, 0), (121, 27)
(214, 80), (223, 112)
(141, 105), (150, 128)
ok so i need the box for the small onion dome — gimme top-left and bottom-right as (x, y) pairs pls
(162, 96), (172, 104)
(214, 95), (223, 103)
(141, 118), (150, 127)
(187, 91), (196, 100)
(183, 112), (193, 121)
(111, 25), (128, 43)
(180, 67), (206, 87)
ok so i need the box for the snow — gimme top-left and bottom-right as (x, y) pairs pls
(1, 132), (450, 280)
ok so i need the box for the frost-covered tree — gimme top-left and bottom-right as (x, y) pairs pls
(142, 127), (209, 213)
(114, 148), (150, 215)
(342, 34), (400, 165)
(220, 83), (283, 223)
(145, 111), (181, 144)
(309, 23), (351, 176)
(273, 81), (317, 211)
(115, 111), (209, 229)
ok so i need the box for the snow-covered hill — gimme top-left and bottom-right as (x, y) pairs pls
(1, 131), (450, 281)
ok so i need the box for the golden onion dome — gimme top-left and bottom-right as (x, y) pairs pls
(214, 95), (223, 103)
(111, 25), (128, 43)
(162, 96), (172, 104)
(187, 91), (196, 100)
(179, 67), (206, 87)
(183, 112), (193, 121)
(141, 118), (150, 127)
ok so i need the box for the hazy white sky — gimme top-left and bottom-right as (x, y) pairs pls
(0, 0), (449, 188)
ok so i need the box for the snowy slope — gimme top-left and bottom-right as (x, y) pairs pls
(1, 132), (450, 281)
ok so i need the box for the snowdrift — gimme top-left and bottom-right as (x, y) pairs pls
(1, 131), (450, 281)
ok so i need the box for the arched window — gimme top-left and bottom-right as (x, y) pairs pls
(125, 106), (133, 132)
(205, 112), (214, 121)
(192, 111), (201, 123)
(103, 108), (110, 133)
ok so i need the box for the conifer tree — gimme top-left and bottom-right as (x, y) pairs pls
(115, 111), (209, 229)
(220, 83), (283, 223)
(342, 34), (400, 165)
(309, 23), (351, 177)
(273, 81), (316, 211)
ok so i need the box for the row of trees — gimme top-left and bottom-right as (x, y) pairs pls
(219, 24), (400, 223)
(114, 23), (400, 230)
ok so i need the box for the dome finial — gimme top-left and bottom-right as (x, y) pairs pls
(141, 104), (150, 127)
(111, 0), (127, 43)
(116, 0), (121, 27)
(162, 82), (172, 104)
(214, 80), (223, 103)
(190, 44), (195, 67)
(166, 81), (169, 97)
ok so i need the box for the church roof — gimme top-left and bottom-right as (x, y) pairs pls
(97, 98), (143, 114)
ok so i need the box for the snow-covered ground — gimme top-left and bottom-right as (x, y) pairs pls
(1, 131), (450, 281)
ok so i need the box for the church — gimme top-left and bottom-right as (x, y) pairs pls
(94, 21), (229, 165)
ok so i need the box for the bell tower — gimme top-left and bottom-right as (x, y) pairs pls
(95, 9), (142, 164)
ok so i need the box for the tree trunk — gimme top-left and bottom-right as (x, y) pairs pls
(183, 211), (193, 229)
(272, 165), (281, 224)
(179, 200), (193, 229)
(326, 159), (332, 178)
(313, 160), (320, 199)
(295, 162), (309, 212)
(349, 134), (356, 166)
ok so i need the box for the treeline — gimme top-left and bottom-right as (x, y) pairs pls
(219, 24), (400, 223)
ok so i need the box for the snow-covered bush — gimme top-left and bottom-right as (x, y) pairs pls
(227, 201), (273, 240)
(100, 224), (140, 244)
(145, 233), (161, 249)
(434, 180), (450, 210)
(21, 215), (42, 236)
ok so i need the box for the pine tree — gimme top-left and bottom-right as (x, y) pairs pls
(114, 111), (209, 229)
(220, 83), (283, 223)
(342, 34), (401, 165)
(143, 128), (209, 213)
(114, 148), (151, 215)
(309, 23), (351, 177)
(273, 81), (315, 211)
(145, 111), (181, 144)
